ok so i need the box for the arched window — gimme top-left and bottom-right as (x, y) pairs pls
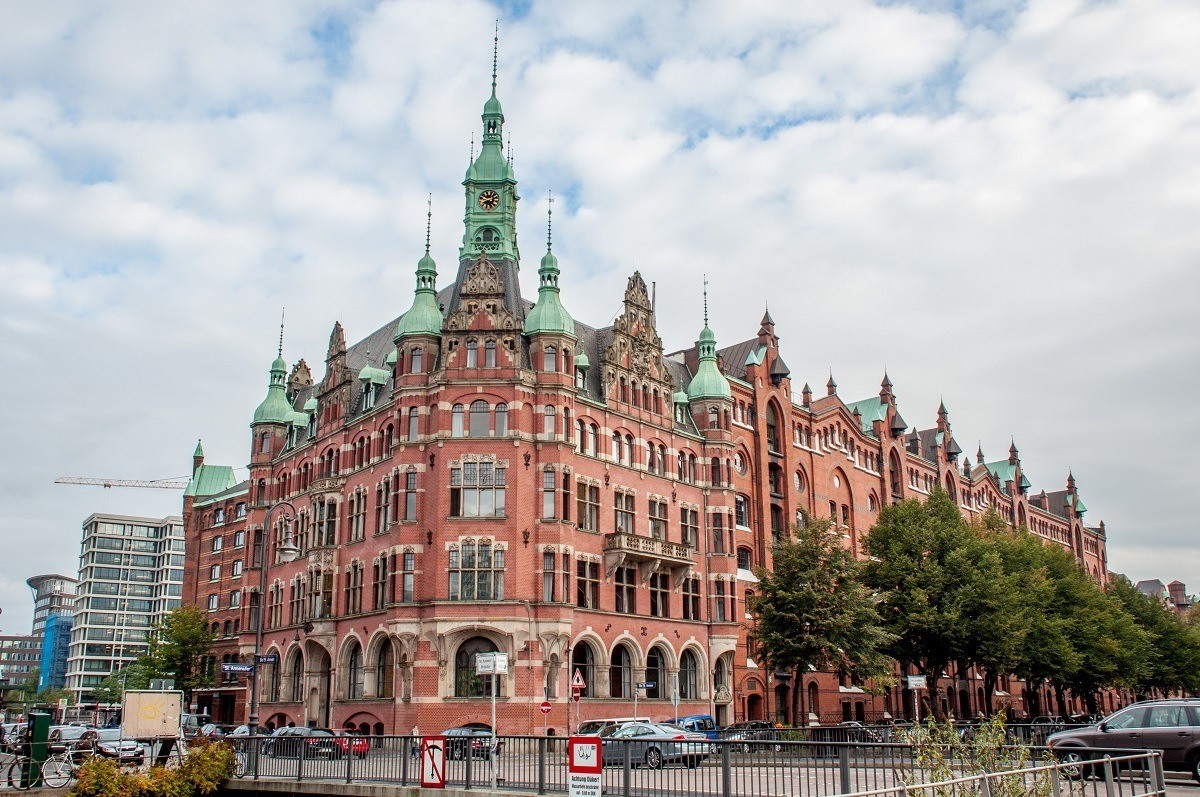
(376, 643), (394, 699)
(612, 432), (622, 461)
(265, 658), (280, 702)
(470, 400), (490, 437)
(410, 348), (423, 374)
(619, 377), (628, 403)
(737, 547), (753, 570)
(494, 403), (508, 436)
(680, 650), (700, 700)
(454, 637), (499, 697)
(485, 340), (497, 368)
(407, 407), (419, 441)
(766, 404), (780, 451)
(624, 435), (634, 466)
(543, 405), (556, 436)
(571, 643), (596, 696)
(544, 346), (558, 373)
(465, 340), (478, 368)
(576, 419), (585, 450)
(588, 424), (599, 455)
(645, 647), (665, 699)
(451, 404), (465, 437)
(289, 654), (304, 702)
(347, 642), (364, 699)
(610, 645), (633, 699)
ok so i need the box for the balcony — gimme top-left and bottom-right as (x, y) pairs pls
(603, 532), (697, 585)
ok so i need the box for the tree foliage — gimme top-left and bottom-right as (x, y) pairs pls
(751, 515), (893, 718)
(141, 606), (216, 702)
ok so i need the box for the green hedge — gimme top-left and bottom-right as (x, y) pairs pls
(72, 739), (233, 797)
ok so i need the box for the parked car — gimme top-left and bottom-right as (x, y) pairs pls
(601, 722), (710, 769)
(575, 717), (651, 737)
(676, 715), (720, 740)
(331, 730), (371, 759)
(48, 725), (96, 753)
(440, 726), (502, 760)
(1047, 699), (1200, 783)
(95, 729), (145, 764)
(264, 726), (340, 758)
(722, 720), (781, 752)
(838, 721), (883, 743)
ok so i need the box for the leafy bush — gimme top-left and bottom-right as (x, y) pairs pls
(898, 717), (1055, 797)
(72, 739), (233, 797)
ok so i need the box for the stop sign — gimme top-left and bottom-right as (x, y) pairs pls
(540, 701), (552, 714)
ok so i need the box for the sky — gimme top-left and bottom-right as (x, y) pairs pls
(1, 0), (1197, 635)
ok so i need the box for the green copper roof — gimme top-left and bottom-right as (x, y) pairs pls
(385, 347), (398, 367)
(574, 352), (590, 369)
(288, 410), (309, 428)
(525, 248), (576, 337)
(396, 246), (443, 339)
(688, 324), (731, 401)
(985, 460), (1032, 491)
(252, 354), (293, 425)
(845, 397), (888, 433)
(359, 362), (390, 385)
(184, 463), (238, 498)
(303, 396), (318, 412)
(673, 390), (689, 404)
(193, 439), (204, 458)
(745, 346), (765, 367)
(1074, 496), (1087, 514)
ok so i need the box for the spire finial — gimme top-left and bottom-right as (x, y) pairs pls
(491, 20), (499, 95)
(470, 134), (474, 163)
(703, 274), (709, 327)
(424, 193), (432, 255)
(278, 307), (286, 357)
(547, 190), (554, 252)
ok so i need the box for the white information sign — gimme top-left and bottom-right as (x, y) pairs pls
(906, 675), (927, 690)
(420, 736), (447, 789)
(121, 690), (184, 739)
(475, 652), (509, 675)
(568, 736), (603, 797)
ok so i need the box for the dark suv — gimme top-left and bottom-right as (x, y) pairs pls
(1047, 699), (1200, 782)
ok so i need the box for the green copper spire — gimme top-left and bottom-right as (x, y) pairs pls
(193, 439), (204, 458)
(525, 191), (575, 337)
(252, 351), (294, 425)
(462, 24), (519, 262)
(687, 276), (731, 400)
(396, 196), (444, 340)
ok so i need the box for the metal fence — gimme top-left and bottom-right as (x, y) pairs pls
(232, 736), (1167, 797)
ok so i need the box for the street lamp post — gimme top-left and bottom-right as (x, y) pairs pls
(247, 500), (300, 735)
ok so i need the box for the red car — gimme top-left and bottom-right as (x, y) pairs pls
(331, 730), (370, 759)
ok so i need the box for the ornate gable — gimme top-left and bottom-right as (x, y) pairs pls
(444, 253), (520, 332)
(603, 271), (671, 389)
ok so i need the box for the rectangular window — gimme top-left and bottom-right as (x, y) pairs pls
(411, 348), (422, 373)
(402, 551), (415, 602)
(448, 540), (505, 600)
(232, 560), (243, 577)
(376, 482), (391, 530)
(714, 580), (727, 622)
(211, 535), (223, 552)
(542, 550), (556, 602)
(615, 566), (636, 614)
(614, 492), (635, 535)
(561, 551), (571, 604)
(712, 513), (727, 553)
(841, 504), (851, 528)
(829, 500), (838, 520)
(229, 590), (241, 608)
(682, 577), (701, 620)
(209, 564), (221, 581)
(576, 560), (599, 609)
(576, 483), (600, 531)
(681, 508), (699, 549)
(233, 530), (245, 547)
(735, 496), (750, 528)
(542, 471), (556, 519)
(449, 463), (506, 517)
(649, 572), (669, 618)
(207, 594), (218, 611)
(407, 408), (420, 440)
(404, 472), (418, 521)
(649, 499), (667, 539)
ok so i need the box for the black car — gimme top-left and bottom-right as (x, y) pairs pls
(440, 726), (502, 760)
(722, 721), (781, 752)
(264, 727), (339, 758)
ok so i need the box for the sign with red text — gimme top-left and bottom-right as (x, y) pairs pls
(568, 736), (603, 797)
(420, 736), (447, 789)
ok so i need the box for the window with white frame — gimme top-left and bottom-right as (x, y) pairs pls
(614, 491), (635, 534)
(450, 462), (506, 517)
(448, 540), (504, 600)
(576, 482), (599, 531)
(209, 564), (221, 581)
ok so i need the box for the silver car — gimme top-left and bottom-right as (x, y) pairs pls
(601, 722), (710, 769)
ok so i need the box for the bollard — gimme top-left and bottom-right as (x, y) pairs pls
(465, 741), (473, 789)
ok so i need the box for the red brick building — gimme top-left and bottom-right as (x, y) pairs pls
(182, 75), (1110, 734)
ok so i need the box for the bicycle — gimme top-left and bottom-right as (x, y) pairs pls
(41, 738), (101, 788)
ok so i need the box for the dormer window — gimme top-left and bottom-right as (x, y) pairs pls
(363, 383), (378, 410)
(575, 368), (586, 389)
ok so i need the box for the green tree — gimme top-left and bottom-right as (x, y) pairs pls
(862, 487), (997, 718)
(91, 661), (152, 705)
(1108, 577), (1200, 697)
(751, 514), (893, 723)
(142, 606), (216, 703)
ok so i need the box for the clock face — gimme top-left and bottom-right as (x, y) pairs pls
(478, 190), (500, 210)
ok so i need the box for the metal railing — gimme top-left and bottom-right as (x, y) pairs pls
(230, 736), (1168, 797)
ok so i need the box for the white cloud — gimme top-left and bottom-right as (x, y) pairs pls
(0, 0), (1197, 631)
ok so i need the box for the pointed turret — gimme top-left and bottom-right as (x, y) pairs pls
(976, 442), (985, 464)
(1009, 439), (1019, 464)
(758, 305), (775, 337)
(524, 192), (575, 337)
(687, 281), (731, 401)
(880, 371), (894, 403)
(396, 198), (444, 340)
(826, 373), (837, 396)
(252, 351), (293, 426)
(801, 383), (812, 407)
(192, 440), (204, 474)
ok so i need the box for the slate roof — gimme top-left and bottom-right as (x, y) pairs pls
(715, 339), (760, 382)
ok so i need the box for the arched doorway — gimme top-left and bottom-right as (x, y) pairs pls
(307, 645), (332, 728)
(746, 692), (764, 721)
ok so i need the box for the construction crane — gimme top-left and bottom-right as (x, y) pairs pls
(55, 477), (188, 490)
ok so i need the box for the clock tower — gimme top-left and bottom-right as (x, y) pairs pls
(460, 33), (519, 265)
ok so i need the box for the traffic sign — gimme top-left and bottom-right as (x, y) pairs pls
(572, 687), (581, 702)
(636, 681), (655, 690)
(256, 654), (278, 664)
(540, 701), (552, 715)
(420, 736), (447, 789)
(568, 736), (603, 797)
(571, 668), (586, 689)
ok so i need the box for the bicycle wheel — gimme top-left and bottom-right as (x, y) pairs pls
(233, 747), (249, 778)
(8, 759), (31, 790)
(42, 755), (72, 788)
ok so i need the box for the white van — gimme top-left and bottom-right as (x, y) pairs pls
(575, 717), (651, 737)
